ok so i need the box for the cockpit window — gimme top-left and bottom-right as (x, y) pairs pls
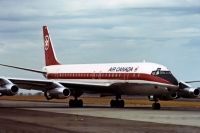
(151, 68), (178, 85)
(151, 68), (171, 75)
(159, 71), (171, 75)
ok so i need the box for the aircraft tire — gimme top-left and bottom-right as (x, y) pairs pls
(119, 100), (125, 108)
(152, 103), (160, 110)
(69, 99), (83, 108)
(110, 100), (116, 108)
(69, 99), (74, 107)
(78, 99), (83, 107)
(110, 100), (125, 108)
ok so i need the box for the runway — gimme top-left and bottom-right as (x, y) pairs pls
(1, 100), (200, 133)
(29, 107), (200, 127)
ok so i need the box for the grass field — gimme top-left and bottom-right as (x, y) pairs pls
(1, 96), (200, 108)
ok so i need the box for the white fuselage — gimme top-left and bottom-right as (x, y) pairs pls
(43, 62), (178, 96)
(44, 62), (167, 80)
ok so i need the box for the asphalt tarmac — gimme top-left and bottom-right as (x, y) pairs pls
(1, 100), (200, 133)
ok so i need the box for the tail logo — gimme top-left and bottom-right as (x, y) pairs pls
(44, 35), (49, 51)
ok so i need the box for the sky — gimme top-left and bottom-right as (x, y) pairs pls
(0, 0), (200, 87)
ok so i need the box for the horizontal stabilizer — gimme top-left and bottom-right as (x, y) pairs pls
(185, 81), (200, 83)
(0, 63), (46, 74)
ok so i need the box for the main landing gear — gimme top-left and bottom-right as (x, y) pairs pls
(110, 95), (125, 108)
(148, 95), (161, 110)
(69, 97), (83, 108)
(152, 102), (160, 110)
(152, 98), (160, 110)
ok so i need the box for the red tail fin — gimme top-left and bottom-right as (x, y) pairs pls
(43, 26), (60, 66)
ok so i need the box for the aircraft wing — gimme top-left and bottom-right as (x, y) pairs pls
(8, 78), (55, 91)
(8, 78), (111, 92)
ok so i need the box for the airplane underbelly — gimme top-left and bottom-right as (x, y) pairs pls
(120, 84), (170, 96)
(53, 79), (176, 96)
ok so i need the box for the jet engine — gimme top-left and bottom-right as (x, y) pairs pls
(44, 82), (71, 100)
(0, 78), (19, 96)
(178, 87), (200, 98)
(178, 81), (200, 98)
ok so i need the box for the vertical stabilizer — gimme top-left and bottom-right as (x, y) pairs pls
(43, 26), (60, 66)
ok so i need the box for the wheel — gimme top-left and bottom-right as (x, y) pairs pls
(74, 99), (79, 108)
(69, 99), (74, 107)
(156, 103), (160, 110)
(69, 99), (83, 108)
(78, 99), (83, 107)
(152, 103), (156, 110)
(119, 100), (125, 108)
(110, 100), (125, 108)
(110, 100), (116, 108)
(152, 103), (160, 110)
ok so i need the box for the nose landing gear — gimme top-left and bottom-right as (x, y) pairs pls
(152, 102), (160, 110)
(149, 95), (161, 110)
(110, 95), (125, 108)
(69, 96), (83, 108)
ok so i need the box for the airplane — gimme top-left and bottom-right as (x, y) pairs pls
(0, 25), (199, 110)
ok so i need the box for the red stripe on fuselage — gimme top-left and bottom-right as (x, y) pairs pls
(47, 73), (171, 85)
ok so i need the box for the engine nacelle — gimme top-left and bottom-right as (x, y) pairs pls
(178, 87), (200, 98)
(44, 82), (71, 100)
(0, 79), (19, 96)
